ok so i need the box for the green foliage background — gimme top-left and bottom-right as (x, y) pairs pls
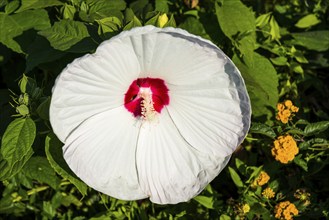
(0, 0), (328, 219)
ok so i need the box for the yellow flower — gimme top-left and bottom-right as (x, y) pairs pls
(284, 100), (293, 108)
(276, 100), (299, 124)
(274, 201), (298, 220)
(262, 187), (275, 199)
(272, 135), (299, 164)
(254, 171), (270, 186)
(157, 14), (169, 28)
(242, 204), (250, 214)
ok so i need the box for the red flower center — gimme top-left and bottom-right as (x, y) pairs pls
(124, 78), (169, 120)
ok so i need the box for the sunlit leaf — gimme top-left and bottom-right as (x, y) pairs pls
(228, 167), (244, 188)
(39, 20), (90, 51)
(233, 52), (278, 118)
(16, 0), (63, 13)
(0, 118), (35, 180)
(295, 14), (320, 28)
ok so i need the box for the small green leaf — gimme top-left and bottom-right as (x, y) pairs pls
(250, 123), (276, 138)
(16, 0), (63, 13)
(269, 16), (281, 40)
(37, 97), (50, 120)
(256, 13), (271, 28)
(228, 167), (244, 188)
(163, 14), (176, 28)
(4, 0), (20, 14)
(0, 118), (35, 180)
(123, 16), (142, 30)
(193, 195), (214, 209)
(294, 155), (308, 171)
(97, 17), (122, 34)
(304, 121), (329, 136)
(270, 56), (288, 66)
(62, 4), (76, 20)
(16, 105), (29, 116)
(45, 133), (88, 196)
(220, 214), (231, 220)
(39, 20), (90, 51)
(145, 12), (160, 26)
(18, 74), (38, 94)
(23, 156), (60, 189)
(295, 14), (320, 29)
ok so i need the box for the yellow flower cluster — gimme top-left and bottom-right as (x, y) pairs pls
(262, 187), (275, 199)
(255, 171), (270, 186)
(272, 135), (299, 164)
(274, 201), (298, 220)
(276, 100), (299, 124)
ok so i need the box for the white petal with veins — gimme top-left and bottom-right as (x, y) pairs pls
(63, 106), (147, 200)
(50, 41), (140, 142)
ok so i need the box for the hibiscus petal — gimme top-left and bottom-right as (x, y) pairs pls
(50, 41), (140, 142)
(117, 26), (226, 85)
(63, 106), (147, 200)
(136, 109), (231, 204)
(166, 61), (251, 158)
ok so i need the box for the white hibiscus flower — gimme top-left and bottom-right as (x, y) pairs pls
(49, 25), (251, 204)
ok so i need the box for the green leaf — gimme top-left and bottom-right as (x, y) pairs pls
(304, 121), (329, 136)
(220, 214), (231, 220)
(293, 155), (308, 171)
(256, 13), (271, 28)
(4, 0), (20, 14)
(123, 16), (142, 30)
(295, 14), (320, 29)
(292, 31), (329, 52)
(215, 0), (256, 39)
(86, 0), (125, 21)
(250, 123), (276, 138)
(163, 14), (176, 28)
(96, 17), (122, 34)
(0, 118), (35, 180)
(145, 12), (160, 26)
(215, 0), (256, 61)
(62, 4), (76, 20)
(18, 74), (38, 94)
(179, 17), (211, 40)
(23, 156), (60, 189)
(269, 16), (281, 40)
(155, 0), (169, 13)
(26, 36), (66, 71)
(233, 52), (278, 118)
(39, 20), (90, 51)
(270, 56), (288, 66)
(193, 195), (214, 209)
(37, 97), (50, 120)
(0, 9), (51, 53)
(45, 133), (88, 196)
(16, 0), (63, 13)
(228, 167), (244, 188)
(235, 158), (247, 176)
(16, 105), (29, 116)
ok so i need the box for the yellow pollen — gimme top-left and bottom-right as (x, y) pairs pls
(139, 88), (157, 121)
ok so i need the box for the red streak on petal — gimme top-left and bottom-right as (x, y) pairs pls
(124, 77), (169, 117)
